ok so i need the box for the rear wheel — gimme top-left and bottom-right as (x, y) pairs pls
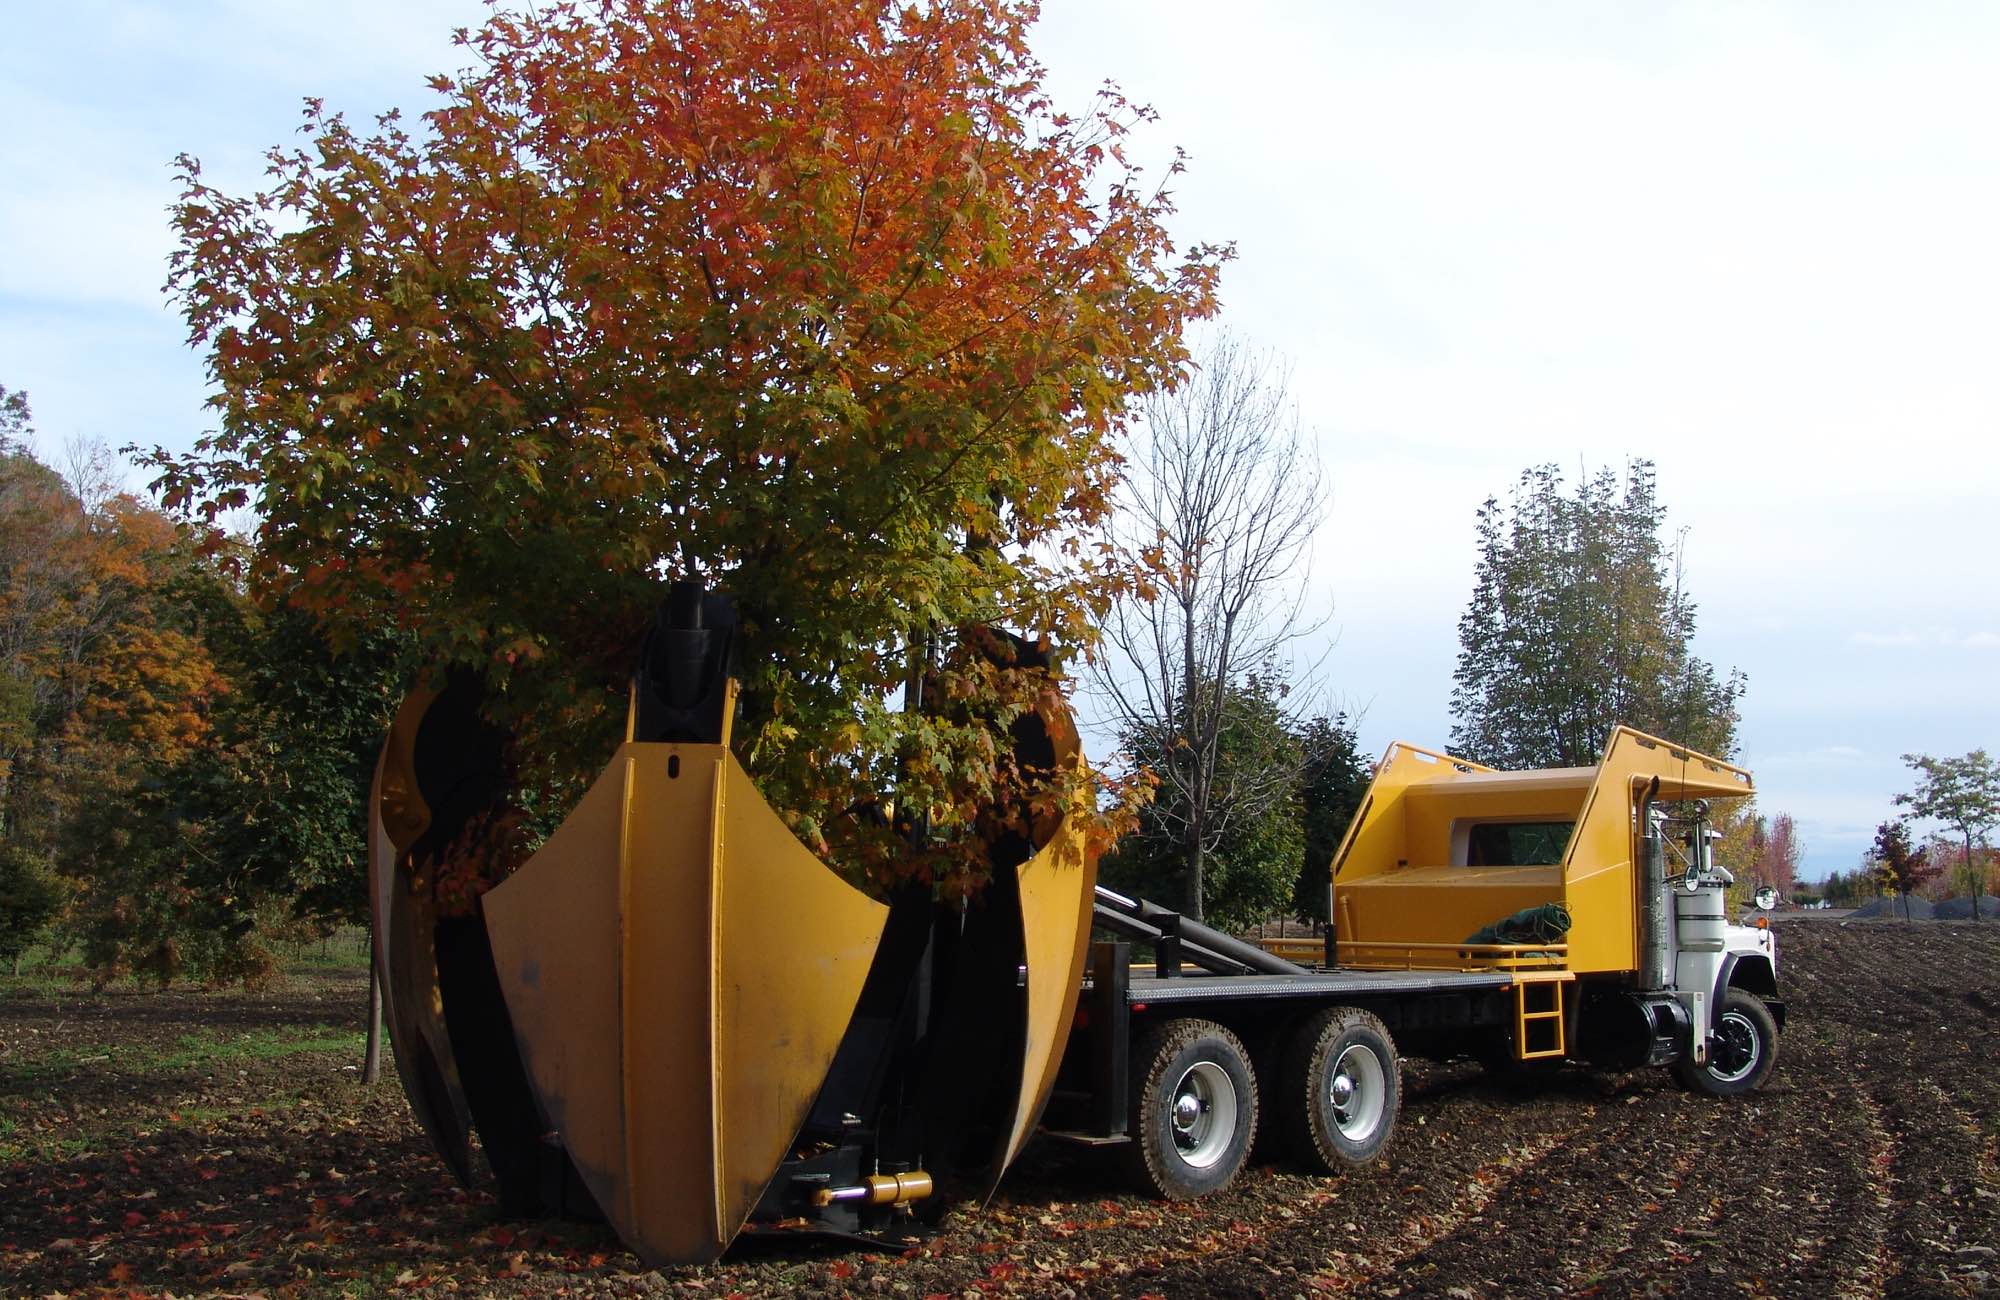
(1124, 1018), (1258, 1199)
(1676, 988), (1778, 1096)
(1276, 1006), (1400, 1172)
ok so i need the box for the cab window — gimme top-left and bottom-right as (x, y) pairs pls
(1466, 821), (1574, 866)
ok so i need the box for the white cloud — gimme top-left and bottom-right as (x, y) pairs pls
(1851, 628), (2000, 650)
(1751, 744), (1874, 769)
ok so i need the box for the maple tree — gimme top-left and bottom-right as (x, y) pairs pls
(1869, 818), (1939, 921)
(1741, 810), (1799, 901)
(150, 0), (1224, 896)
(72, 575), (407, 987)
(0, 397), (234, 980)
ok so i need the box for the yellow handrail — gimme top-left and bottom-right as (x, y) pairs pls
(1334, 939), (1569, 972)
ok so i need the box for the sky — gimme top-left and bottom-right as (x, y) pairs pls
(4, 2), (1997, 877)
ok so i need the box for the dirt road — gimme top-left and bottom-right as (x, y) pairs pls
(2, 919), (1995, 1297)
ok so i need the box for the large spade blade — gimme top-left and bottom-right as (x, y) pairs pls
(483, 743), (888, 1266)
(367, 688), (477, 1183)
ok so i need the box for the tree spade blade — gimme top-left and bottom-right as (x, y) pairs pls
(483, 742), (888, 1266)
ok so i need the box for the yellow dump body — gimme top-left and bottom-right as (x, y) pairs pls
(1330, 728), (1753, 975)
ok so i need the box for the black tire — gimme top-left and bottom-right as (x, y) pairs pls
(1276, 1006), (1400, 1173)
(1676, 988), (1779, 1096)
(1123, 1018), (1258, 1199)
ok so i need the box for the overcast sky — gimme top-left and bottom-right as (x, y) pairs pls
(4, 2), (1996, 877)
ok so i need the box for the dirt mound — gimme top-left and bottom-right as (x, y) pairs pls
(1933, 895), (2000, 920)
(1849, 894), (1934, 919)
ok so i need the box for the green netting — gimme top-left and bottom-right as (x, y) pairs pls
(1465, 902), (1572, 946)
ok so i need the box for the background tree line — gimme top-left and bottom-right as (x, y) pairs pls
(4, 370), (1783, 969)
(1094, 397), (1758, 927)
(1816, 749), (2000, 918)
(0, 386), (403, 982)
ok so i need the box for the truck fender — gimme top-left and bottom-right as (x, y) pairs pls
(1715, 953), (1786, 1030)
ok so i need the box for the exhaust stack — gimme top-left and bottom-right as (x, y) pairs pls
(1637, 775), (1674, 991)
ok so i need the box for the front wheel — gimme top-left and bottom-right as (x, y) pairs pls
(1676, 988), (1779, 1096)
(1124, 1018), (1258, 1199)
(1276, 1006), (1401, 1172)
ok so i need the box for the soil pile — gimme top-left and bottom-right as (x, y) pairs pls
(1850, 894), (1934, 919)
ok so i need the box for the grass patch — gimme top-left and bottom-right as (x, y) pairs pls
(2, 927), (370, 990)
(1, 1025), (365, 1089)
(0, 1091), (322, 1162)
(157, 1025), (364, 1070)
(0, 1129), (101, 1162)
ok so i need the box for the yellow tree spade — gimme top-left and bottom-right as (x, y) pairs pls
(150, 0), (1225, 898)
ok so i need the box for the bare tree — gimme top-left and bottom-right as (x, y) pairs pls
(1092, 332), (1327, 920)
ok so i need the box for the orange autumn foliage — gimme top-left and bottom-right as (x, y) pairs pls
(152, 0), (1227, 896)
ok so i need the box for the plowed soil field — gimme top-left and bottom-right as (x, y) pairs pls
(3, 918), (1997, 1298)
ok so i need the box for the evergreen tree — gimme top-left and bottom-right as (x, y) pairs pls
(1102, 675), (1305, 932)
(1290, 713), (1370, 920)
(1450, 460), (1744, 768)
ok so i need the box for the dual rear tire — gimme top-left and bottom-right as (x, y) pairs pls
(1123, 1019), (1260, 1199)
(1275, 1006), (1401, 1173)
(1123, 1008), (1400, 1198)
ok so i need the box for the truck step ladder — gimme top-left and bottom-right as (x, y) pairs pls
(1514, 975), (1568, 1060)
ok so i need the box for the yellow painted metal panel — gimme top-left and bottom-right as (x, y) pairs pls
(1336, 864), (1563, 961)
(998, 812), (1097, 1172)
(479, 754), (634, 1230)
(1331, 727), (1753, 976)
(617, 750), (723, 1258)
(483, 742), (888, 1267)
(1562, 858), (1635, 973)
(710, 751), (892, 1236)
(1553, 727), (1754, 974)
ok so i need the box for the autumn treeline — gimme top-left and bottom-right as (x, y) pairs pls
(0, 387), (402, 983)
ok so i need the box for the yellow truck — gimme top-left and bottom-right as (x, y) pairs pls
(1050, 728), (1783, 1198)
(369, 592), (1782, 1264)
(1311, 728), (1782, 1091)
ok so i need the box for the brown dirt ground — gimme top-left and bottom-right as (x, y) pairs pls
(3, 918), (1997, 1299)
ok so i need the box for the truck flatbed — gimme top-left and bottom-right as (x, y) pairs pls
(1127, 967), (1518, 1005)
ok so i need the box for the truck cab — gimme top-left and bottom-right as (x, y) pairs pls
(1327, 727), (1783, 1093)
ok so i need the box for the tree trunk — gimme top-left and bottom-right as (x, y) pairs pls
(1969, 834), (1982, 921)
(1185, 830), (1206, 922)
(362, 932), (386, 1085)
